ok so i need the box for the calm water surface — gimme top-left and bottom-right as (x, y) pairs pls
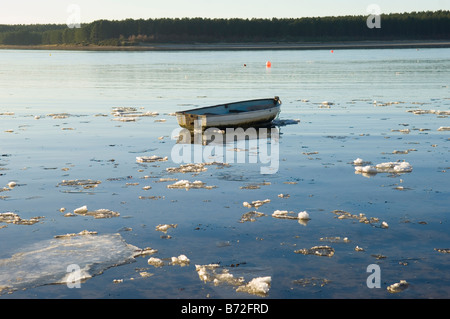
(0, 48), (449, 298)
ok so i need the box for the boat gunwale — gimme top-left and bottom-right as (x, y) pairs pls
(175, 97), (281, 116)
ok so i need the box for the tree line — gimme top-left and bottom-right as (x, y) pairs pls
(0, 11), (449, 46)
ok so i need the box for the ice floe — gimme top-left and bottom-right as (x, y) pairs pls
(332, 210), (388, 228)
(272, 210), (310, 221)
(294, 245), (335, 257)
(242, 199), (270, 209)
(155, 224), (177, 232)
(147, 257), (165, 267)
(354, 161), (412, 175)
(54, 230), (98, 238)
(167, 180), (216, 190)
(7, 181), (16, 188)
(136, 155), (168, 163)
(387, 280), (409, 293)
(72, 206), (120, 219)
(171, 255), (190, 266)
(147, 254), (190, 267)
(0, 212), (44, 225)
(111, 107), (159, 120)
(57, 179), (101, 190)
(0, 232), (143, 295)
(195, 264), (271, 297)
(235, 276), (271, 296)
(271, 210), (311, 226)
(239, 211), (266, 223)
(407, 109), (450, 116)
(166, 162), (229, 173)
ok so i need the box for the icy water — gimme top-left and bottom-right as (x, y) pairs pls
(0, 48), (449, 299)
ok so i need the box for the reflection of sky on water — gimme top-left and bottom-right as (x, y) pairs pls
(0, 48), (449, 298)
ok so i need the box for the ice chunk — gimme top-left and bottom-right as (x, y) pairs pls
(136, 155), (168, 163)
(236, 276), (272, 297)
(166, 162), (229, 173)
(332, 210), (389, 229)
(239, 211), (266, 223)
(0, 212), (44, 226)
(195, 264), (271, 296)
(171, 255), (190, 266)
(0, 232), (141, 295)
(54, 230), (98, 238)
(155, 224), (177, 232)
(294, 245), (335, 257)
(7, 181), (16, 188)
(242, 199), (270, 209)
(298, 211), (310, 220)
(272, 210), (309, 225)
(147, 257), (165, 267)
(387, 280), (409, 293)
(57, 179), (101, 190)
(167, 180), (216, 190)
(73, 205), (88, 214)
(72, 206), (120, 219)
(355, 161), (412, 175)
(272, 210), (290, 218)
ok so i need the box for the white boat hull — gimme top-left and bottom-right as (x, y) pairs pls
(176, 97), (281, 130)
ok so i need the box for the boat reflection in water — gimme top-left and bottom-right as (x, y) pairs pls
(171, 120), (281, 175)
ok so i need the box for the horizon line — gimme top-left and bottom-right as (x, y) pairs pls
(1, 9), (448, 26)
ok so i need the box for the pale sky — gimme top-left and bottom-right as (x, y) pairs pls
(1, 0), (449, 24)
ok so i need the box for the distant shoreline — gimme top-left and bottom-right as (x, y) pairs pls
(1, 40), (450, 51)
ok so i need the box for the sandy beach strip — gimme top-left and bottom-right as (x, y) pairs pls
(1, 40), (450, 51)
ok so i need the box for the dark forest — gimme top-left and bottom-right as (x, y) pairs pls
(0, 11), (449, 46)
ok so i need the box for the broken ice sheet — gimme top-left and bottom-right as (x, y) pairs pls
(57, 179), (101, 193)
(332, 210), (388, 228)
(239, 211), (266, 223)
(72, 206), (120, 219)
(167, 180), (216, 190)
(0, 232), (143, 295)
(195, 264), (271, 297)
(0, 212), (44, 225)
(294, 245), (335, 257)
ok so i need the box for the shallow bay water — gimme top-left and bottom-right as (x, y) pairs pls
(0, 48), (449, 298)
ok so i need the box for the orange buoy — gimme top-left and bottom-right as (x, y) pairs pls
(266, 61), (272, 68)
(331, 50), (334, 53)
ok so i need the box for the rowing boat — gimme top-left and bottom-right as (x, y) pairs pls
(175, 97), (281, 130)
